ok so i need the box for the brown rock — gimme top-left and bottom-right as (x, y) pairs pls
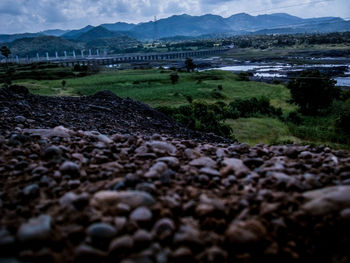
(190, 157), (216, 168)
(220, 158), (250, 177)
(302, 186), (350, 216)
(226, 219), (266, 244)
(91, 190), (155, 210)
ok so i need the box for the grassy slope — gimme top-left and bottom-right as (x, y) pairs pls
(15, 69), (348, 149)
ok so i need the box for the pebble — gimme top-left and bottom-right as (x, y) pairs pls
(74, 244), (107, 262)
(133, 229), (152, 245)
(109, 235), (134, 254)
(171, 247), (193, 261)
(299, 151), (313, 159)
(156, 157), (180, 168)
(43, 146), (62, 160)
(91, 190), (155, 210)
(173, 225), (202, 246)
(23, 184), (39, 197)
(24, 126), (71, 138)
(14, 116), (26, 123)
(189, 157), (216, 168)
(31, 166), (48, 175)
(87, 223), (117, 246)
(144, 162), (168, 178)
(228, 143), (250, 154)
(340, 208), (350, 220)
(226, 220), (266, 244)
(302, 186), (350, 216)
(17, 215), (52, 242)
(152, 218), (175, 240)
(130, 207), (152, 223)
(199, 246), (228, 262)
(147, 141), (176, 155)
(59, 161), (80, 176)
(199, 167), (221, 177)
(114, 217), (127, 232)
(220, 158), (250, 177)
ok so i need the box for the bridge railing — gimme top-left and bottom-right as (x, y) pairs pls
(0, 48), (229, 65)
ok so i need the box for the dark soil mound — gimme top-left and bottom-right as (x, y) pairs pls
(0, 86), (230, 143)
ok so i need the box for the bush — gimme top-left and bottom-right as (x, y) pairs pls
(157, 102), (233, 138)
(185, 58), (196, 72)
(237, 72), (251, 81)
(286, 111), (302, 124)
(156, 97), (282, 139)
(287, 70), (340, 115)
(210, 90), (226, 99)
(336, 99), (350, 133)
(170, 73), (179, 84)
(228, 97), (282, 118)
(185, 95), (193, 104)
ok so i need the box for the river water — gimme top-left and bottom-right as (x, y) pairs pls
(206, 64), (350, 87)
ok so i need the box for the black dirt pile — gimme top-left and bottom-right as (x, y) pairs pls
(0, 86), (229, 143)
(0, 126), (350, 263)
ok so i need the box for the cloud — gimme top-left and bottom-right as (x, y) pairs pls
(0, 0), (348, 34)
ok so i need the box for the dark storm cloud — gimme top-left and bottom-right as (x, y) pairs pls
(0, 0), (349, 34)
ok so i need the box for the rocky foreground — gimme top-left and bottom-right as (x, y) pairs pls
(0, 87), (350, 263)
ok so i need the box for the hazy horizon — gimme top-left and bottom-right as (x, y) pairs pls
(1, 0), (349, 34)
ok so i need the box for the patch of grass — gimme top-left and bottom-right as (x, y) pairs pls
(287, 115), (350, 148)
(227, 118), (298, 146)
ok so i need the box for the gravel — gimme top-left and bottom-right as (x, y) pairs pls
(0, 86), (350, 262)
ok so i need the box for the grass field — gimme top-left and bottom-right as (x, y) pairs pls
(16, 69), (292, 108)
(14, 68), (349, 149)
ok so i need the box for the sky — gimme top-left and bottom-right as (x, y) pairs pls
(1, 0), (349, 34)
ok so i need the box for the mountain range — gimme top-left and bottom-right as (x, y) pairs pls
(61, 13), (350, 41)
(1, 12), (349, 44)
(1, 13), (350, 57)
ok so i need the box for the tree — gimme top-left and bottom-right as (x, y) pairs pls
(185, 58), (196, 72)
(0, 46), (11, 59)
(287, 70), (339, 115)
(1, 46), (11, 70)
(170, 73), (179, 84)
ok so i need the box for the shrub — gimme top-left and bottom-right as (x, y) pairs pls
(156, 102), (233, 138)
(336, 99), (350, 133)
(210, 90), (226, 99)
(228, 97), (282, 118)
(185, 58), (196, 72)
(185, 95), (193, 104)
(286, 111), (302, 124)
(170, 73), (179, 84)
(287, 70), (340, 115)
(237, 72), (251, 81)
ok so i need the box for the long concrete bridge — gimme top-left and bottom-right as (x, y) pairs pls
(1, 48), (228, 66)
